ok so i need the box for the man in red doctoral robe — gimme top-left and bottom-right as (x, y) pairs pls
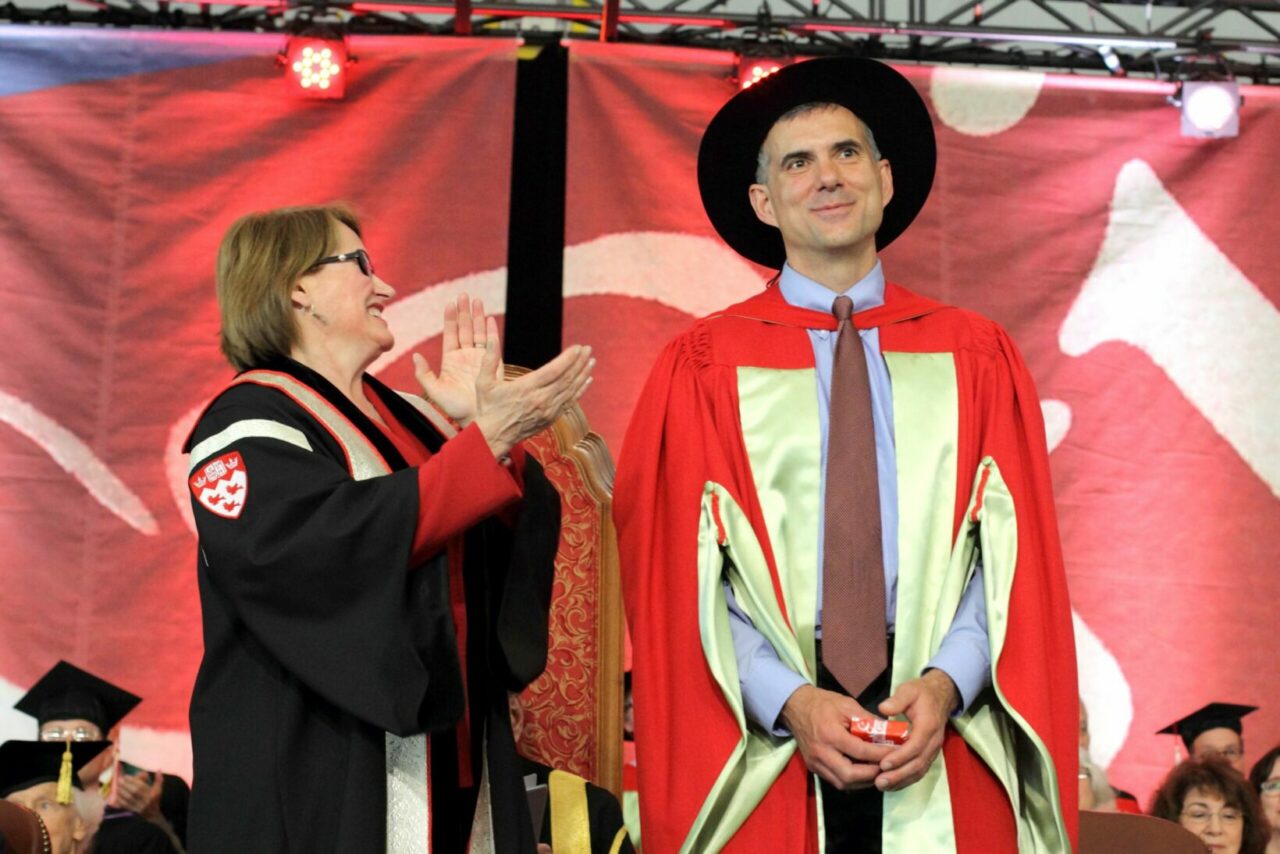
(614, 57), (1078, 853)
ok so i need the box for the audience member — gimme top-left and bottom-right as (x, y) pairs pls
(113, 765), (189, 848)
(1248, 746), (1280, 854)
(1079, 697), (1141, 812)
(1079, 748), (1116, 812)
(14, 661), (180, 853)
(0, 741), (107, 854)
(622, 672), (634, 743)
(1159, 703), (1257, 774)
(1151, 758), (1268, 854)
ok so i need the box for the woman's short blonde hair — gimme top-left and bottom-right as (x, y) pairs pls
(215, 204), (362, 371)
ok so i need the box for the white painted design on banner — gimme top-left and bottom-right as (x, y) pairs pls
(0, 388), (157, 535)
(374, 231), (763, 373)
(375, 269), (508, 370)
(1074, 610), (1132, 770)
(1041, 399), (1072, 453)
(0, 676), (33, 744)
(560, 231), (764, 318)
(114, 726), (194, 784)
(1060, 159), (1280, 498)
(168, 406), (202, 534)
(929, 67), (1046, 136)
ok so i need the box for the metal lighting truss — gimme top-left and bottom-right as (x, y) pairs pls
(2, 0), (1278, 82)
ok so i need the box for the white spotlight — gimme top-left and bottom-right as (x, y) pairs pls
(1179, 80), (1241, 138)
(1098, 45), (1124, 76)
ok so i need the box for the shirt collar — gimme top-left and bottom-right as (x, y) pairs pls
(778, 260), (886, 315)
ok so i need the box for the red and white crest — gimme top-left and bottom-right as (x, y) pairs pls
(189, 451), (249, 519)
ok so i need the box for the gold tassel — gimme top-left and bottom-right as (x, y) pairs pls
(56, 740), (74, 805)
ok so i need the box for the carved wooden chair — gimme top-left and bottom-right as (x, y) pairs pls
(511, 371), (624, 797)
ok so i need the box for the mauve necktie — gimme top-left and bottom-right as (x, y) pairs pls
(821, 294), (887, 696)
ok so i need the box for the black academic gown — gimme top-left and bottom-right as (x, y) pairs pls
(157, 775), (188, 847)
(183, 358), (559, 853)
(93, 808), (176, 854)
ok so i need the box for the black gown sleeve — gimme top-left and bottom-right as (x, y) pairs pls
(495, 459), (562, 689)
(439, 458), (561, 854)
(93, 812), (178, 854)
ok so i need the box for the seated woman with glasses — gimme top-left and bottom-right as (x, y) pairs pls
(1151, 757), (1270, 854)
(1249, 747), (1280, 854)
(184, 204), (594, 853)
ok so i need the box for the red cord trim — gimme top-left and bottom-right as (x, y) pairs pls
(710, 491), (728, 546)
(969, 465), (992, 524)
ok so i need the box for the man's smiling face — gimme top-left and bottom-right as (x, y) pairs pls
(749, 104), (894, 272)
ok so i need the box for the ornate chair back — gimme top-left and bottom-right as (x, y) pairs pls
(511, 369), (624, 796)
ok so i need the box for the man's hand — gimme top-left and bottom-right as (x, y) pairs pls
(114, 769), (164, 819)
(412, 295), (492, 426)
(780, 685), (893, 791)
(873, 669), (959, 791)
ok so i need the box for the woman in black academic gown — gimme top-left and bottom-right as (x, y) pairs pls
(183, 205), (593, 853)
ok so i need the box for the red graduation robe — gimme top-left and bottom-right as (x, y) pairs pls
(615, 283), (1077, 853)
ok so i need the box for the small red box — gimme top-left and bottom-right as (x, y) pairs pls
(849, 717), (910, 745)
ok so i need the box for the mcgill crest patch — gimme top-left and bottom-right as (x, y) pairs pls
(189, 451), (248, 519)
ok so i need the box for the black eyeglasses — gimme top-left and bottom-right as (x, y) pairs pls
(311, 248), (374, 278)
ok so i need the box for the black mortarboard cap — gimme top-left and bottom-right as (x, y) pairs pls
(0, 740), (110, 800)
(1157, 703), (1258, 750)
(13, 661), (141, 733)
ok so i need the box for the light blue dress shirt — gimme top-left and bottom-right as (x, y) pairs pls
(726, 261), (991, 733)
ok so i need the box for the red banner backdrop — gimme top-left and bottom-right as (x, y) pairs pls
(0, 29), (518, 779)
(565, 42), (1280, 806)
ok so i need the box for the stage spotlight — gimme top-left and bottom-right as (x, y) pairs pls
(736, 56), (792, 90)
(282, 34), (348, 99)
(1097, 45), (1125, 76)
(1178, 80), (1240, 138)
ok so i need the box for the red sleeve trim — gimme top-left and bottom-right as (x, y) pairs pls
(410, 423), (523, 563)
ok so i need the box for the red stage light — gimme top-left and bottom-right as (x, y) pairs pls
(284, 37), (347, 99)
(737, 57), (793, 91)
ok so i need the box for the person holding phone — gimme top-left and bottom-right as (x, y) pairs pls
(14, 662), (178, 853)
